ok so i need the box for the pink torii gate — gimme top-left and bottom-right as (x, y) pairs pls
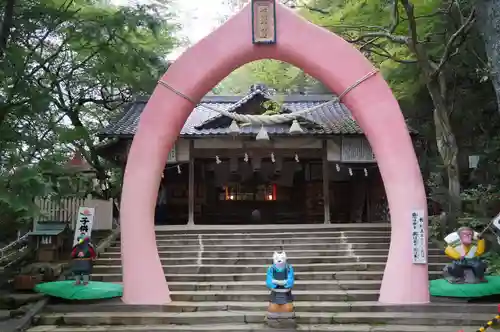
(119, 1), (429, 305)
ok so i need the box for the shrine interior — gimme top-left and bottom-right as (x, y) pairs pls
(155, 158), (386, 225)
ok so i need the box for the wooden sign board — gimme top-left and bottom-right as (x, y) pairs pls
(252, 0), (277, 44)
(341, 137), (376, 162)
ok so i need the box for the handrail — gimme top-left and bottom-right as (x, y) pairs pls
(0, 247), (28, 268)
(0, 232), (29, 260)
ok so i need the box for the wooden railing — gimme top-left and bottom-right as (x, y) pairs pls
(35, 195), (114, 230)
(0, 232), (29, 268)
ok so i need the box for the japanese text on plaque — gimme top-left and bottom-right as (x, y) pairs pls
(252, 1), (275, 44)
(258, 5), (269, 39)
(411, 210), (427, 264)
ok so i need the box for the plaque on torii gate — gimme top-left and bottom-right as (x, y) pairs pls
(251, 0), (277, 44)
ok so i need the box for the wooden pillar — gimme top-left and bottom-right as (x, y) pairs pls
(322, 140), (331, 224)
(187, 141), (195, 226)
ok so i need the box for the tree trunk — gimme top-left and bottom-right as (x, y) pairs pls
(0, 0), (16, 60)
(427, 80), (461, 226)
(477, 0), (500, 110)
(408, 36), (462, 229)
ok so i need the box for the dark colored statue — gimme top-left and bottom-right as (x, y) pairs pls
(71, 235), (97, 285)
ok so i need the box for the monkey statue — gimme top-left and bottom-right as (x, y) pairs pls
(443, 226), (487, 284)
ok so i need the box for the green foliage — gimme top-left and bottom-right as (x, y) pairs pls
(214, 59), (328, 95)
(0, 0), (178, 238)
(461, 185), (500, 218)
(483, 252), (500, 276)
(300, 0), (446, 100)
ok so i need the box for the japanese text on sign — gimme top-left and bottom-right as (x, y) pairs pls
(73, 207), (95, 246)
(252, 0), (276, 44)
(411, 210), (427, 264)
(258, 5), (269, 38)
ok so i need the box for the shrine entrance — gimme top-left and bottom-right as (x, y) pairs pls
(119, 1), (428, 306)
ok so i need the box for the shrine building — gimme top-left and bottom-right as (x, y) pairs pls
(96, 84), (417, 225)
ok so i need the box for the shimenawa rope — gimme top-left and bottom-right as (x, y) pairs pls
(157, 69), (379, 126)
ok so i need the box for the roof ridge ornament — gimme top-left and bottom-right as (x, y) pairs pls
(157, 69), (379, 140)
(250, 83), (269, 92)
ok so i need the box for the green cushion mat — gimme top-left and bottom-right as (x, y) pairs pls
(34, 280), (123, 300)
(430, 276), (500, 298)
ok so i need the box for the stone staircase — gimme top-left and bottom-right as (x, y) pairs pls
(27, 224), (497, 331)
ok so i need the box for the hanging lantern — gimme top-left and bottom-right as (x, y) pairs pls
(229, 120), (241, 135)
(336, 164), (340, 172)
(256, 125), (270, 141)
(244, 153), (249, 163)
(364, 168), (368, 177)
(289, 119), (304, 134)
(294, 153), (300, 163)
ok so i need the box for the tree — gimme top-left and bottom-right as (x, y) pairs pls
(476, 0), (500, 112)
(0, 0), (179, 237)
(301, 0), (478, 226)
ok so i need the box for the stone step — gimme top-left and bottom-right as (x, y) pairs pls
(33, 311), (495, 326)
(91, 270), (443, 282)
(94, 255), (448, 266)
(152, 230), (391, 239)
(166, 289), (380, 302)
(113, 280), (383, 291)
(99, 248), (444, 258)
(44, 301), (498, 314)
(106, 242), (397, 252)
(167, 280), (375, 291)
(152, 223), (391, 235)
(92, 263), (445, 274)
(145, 236), (392, 246)
(27, 324), (483, 332)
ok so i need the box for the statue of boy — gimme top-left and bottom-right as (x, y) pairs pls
(265, 251), (295, 326)
(71, 235), (97, 286)
(444, 226), (487, 283)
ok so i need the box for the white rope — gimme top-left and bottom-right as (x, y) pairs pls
(157, 69), (379, 125)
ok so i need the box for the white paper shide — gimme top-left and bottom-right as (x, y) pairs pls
(411, 210), (427, 264)
(73, 207), (95, 246)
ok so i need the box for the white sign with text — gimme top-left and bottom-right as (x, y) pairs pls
(411, 210), (427, 264)
(73, 207), (95, 246)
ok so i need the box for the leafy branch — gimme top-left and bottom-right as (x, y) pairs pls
(307, 0), (475, 75)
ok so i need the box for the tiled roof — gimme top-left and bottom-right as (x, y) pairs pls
(100, 88), (415, 138)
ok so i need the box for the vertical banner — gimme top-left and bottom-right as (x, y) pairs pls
(411, 210), (427, 264)
(73, 207), (95, 246)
